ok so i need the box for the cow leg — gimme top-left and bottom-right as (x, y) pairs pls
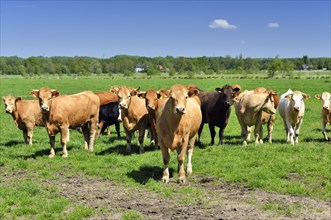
(218, 125), (226, 145)
(187, 136), (196, 175)
(124, 128), (132, 153)
(177, 139), (189, 183)
(60, 126), (69, 157)
(150, 124), (158, 150)
(115, 121), (121, 138)
(208, 123), (216, 145)
(267, 120), (273, 143)
(89, 118), (98, 152)
(246, 126), (252, 142)
(322, 121), (328, 141)
(22, 129), (28, 144)
(254, 123), (263, 144)
(138, 128), (146, 154)
(294, 119), (303, 144)
(97, 121), (104, 137)
(160, 140), (170, 183)
(27, 126), (33, 145)
(49, 135), (56, 158)
(81, 124), (90, 151)
(197, 123), (204, 143)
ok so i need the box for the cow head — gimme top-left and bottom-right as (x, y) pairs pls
(215, 84), (241, 106)
(285, 91), (310, 112)
(30, 87), (59, 112)
(261, 91), (278, 114)
(315, 92), (331, 112)
(113, 86), (139, 110)
(138, 90), (159, 112)
(2, 96), (21, 114)
(169, 84), (198, 115)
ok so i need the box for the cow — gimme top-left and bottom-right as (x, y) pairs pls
(246, 87), (280, 143)
(30, 87), (100, 158)
(95, 91), (118, 105)
(137, 89), (169, 149)
(111, 86), (150, 154)
(188, 84), (241, 145)
(97, 102), (120, 138)
(2, 96), (44, 145)
(315, 92), (331, 141)
(156, 84), (202, 183)
(234, 88), (277, 146)
(278, 89), (310, 145)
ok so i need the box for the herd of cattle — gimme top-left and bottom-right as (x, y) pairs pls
(2, 84), (331, 183)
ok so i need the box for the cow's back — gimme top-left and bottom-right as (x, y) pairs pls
(50, 91), (100, 128)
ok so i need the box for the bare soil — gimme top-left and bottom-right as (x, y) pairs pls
(39, 174), (330, 220)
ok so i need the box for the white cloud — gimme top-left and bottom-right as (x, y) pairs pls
(209, 19), (237, 29)
(268, 22), (280, 28)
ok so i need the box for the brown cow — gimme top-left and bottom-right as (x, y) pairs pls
(31, 88), (100, 158)
(234, 88), (277, 145)
(156, 84), (202, 183)
(2, 96), (44, 145)
(95, 91), (118, 105)
(111, 86), (150, 154)
(137, 89), (169, 149)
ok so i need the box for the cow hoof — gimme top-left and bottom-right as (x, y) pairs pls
(49, 154), (55, 158)
(62, 154), (68, 158)
(162, 177), (169, 183)
(243, 141), (247, 146)
(178, 177), (186, 184)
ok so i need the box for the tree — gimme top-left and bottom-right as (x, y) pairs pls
(268, 58), (282, 78)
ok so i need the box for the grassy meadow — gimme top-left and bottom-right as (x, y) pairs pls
(0, 77), (330, 219)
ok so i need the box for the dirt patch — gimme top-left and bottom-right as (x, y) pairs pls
(39, 174), (330, 220)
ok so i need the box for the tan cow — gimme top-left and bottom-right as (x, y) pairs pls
(156, 84), (202, 183)
(234, 88), (277, 146)
(30, 87), (100, 158)
(278, 89), (310, 145)
(246, 87), (279, 143)
(315, 92), (331, 141)
(2, 96), (44, 145)
(111, 86), (150, 154)
(137, 89), (169, 149)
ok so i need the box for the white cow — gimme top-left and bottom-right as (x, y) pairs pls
(315, 92), (331, 141)
(278, 89), (310, 145)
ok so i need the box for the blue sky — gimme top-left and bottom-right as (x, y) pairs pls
(1, 0), (330, 58)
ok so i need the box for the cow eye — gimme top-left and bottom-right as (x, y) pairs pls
(185, 95), (188, 99)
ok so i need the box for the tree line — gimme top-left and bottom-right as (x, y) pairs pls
(1, 55), (330, 77)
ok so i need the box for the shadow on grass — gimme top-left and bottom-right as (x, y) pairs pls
(2, 140), (25, 147)
(21, 146), (74, 159)
(127, 165), (174, 185)
(97, 142), (158, 156)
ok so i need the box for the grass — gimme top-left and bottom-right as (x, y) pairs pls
(0, 77), (330, 218)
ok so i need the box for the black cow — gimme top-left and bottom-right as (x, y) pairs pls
(97, 102), (121, 138)
(188, 84), (241, 145)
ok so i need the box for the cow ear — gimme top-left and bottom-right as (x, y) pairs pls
(30, 90), (39, 98)
(215, 87), (222, 93)
(137, 92), (146, 99)
(2, 96), (6, 101)
(51, 90), (60, 97)
(285, 94), (293, 99)
(110, 86), (119, 94)
(15, 97), (22, 102)
(158, 88), (170, 98)
(130, 90), (138, 96)
(302, 93), (310, 100)
(188, 89), (199, 97)
(232, 84), (241, 92)
(315, 94), (321, 100)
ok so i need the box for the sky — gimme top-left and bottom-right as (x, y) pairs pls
(1, 0), (330, 59)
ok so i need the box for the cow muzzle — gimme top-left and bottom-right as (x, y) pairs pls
(41, 105), (50, 111)
(175, 107), (186, 115)
(293, 106), (300, 112)
(147, 105), (155, 111)
(323, 106), (329, 111)
(5, 109), (12, 113)
(119, 103), (128, 109)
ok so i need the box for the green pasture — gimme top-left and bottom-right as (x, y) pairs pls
(0, 77), (330, 219)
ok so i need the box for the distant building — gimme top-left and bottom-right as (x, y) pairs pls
(134, 64), (145, 73)
(301, 64), (312, 71)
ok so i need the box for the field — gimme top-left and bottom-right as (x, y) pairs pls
(0, 77), (330, 219)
